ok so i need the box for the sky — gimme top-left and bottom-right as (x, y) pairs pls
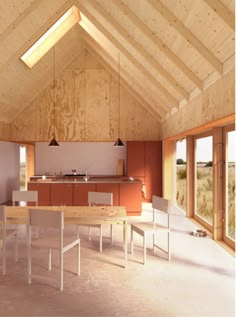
(177, 131), (236, 162)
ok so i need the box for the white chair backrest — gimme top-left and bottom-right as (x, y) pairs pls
(12, 190), (38, 206)
(152, 195), (171, 227)
(152, 195), (170, 214)
(29, 209), (64, 229)
(88, 192), (113, 206)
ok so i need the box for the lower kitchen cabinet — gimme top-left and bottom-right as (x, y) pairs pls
(27, 182), (50, 206)
(119, 183), (142, 215)
(51, 183), (73, 206)
(73, 183), (96, 206)
(96, 183), (120, 206)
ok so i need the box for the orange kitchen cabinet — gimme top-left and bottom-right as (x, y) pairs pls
(119, 183), (142, 215)
(27, 182), (50, 206)
(50, 183), (73, 206)
(73, 183), (96, 206)
(96, 183), (120, 206)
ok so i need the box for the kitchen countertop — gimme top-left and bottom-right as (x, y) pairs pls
(28, 177), (142, 184)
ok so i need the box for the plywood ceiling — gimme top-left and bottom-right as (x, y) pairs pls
(0, 0), (234, 123)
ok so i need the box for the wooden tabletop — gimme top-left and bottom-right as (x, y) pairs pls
(5, 205), (127, 225)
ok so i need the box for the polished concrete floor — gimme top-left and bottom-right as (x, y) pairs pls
(0, 203), (235, 317)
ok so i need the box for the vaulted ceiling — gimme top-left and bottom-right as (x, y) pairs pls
(0, 0), (234, 124)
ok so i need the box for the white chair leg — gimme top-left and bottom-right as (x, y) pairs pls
(152, 232), (155, 251)
(48, 248), (52, 270)
(130, 228), (134, 255)
(3, 243), (6, 275)
(168, 231), (171, 261)
(60, 252), (63, 291)
(15, 233), (18, 262)
(77, 243), (80, 276)
(110, 224), (113, 246)
(27, 227), (31, 284)
(143, 234), (146, 265)
(99, 225), (103, 253)
(88, 226), (92, 241)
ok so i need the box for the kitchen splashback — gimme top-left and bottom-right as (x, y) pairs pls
(35, 142), (126, 176)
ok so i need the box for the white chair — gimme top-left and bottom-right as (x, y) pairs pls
(27, 208), (80, 291)
(12, 190), (39, 238)
(130, 195), (171, 264)
(12, 190), (38, 206)
(0, 205), (17, 275)
(87, 192), (113, 253)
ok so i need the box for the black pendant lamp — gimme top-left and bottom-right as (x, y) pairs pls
(49, 46), (59, 147)
(114, 54), (124, 147)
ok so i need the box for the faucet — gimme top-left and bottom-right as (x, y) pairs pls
(72, 169), (76, 175)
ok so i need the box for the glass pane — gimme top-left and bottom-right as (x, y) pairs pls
(226, 131), (235, 241)
(176, 139), (187, 212)
(195, 136), (213, 225)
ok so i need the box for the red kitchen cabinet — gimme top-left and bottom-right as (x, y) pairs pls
(73, 183), (96, 206)
(144, 141), (162, 201)
(126, 141), (145, 177)
(119, 183), (142, 215)
(96, 183), (120, 206)
(50, 183), (73, 206)
(127, 141), (162, 202)
(27, 182), (50, 206)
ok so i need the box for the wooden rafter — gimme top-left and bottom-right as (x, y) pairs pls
(204, 0), (235, 30)
(78, 0), (178, 111)
(91, 0), (189, 101)
(148, 0), (223, 74)
(112, 0), (203, 90)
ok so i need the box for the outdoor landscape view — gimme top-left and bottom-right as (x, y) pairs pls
(176, 134), (235, 241)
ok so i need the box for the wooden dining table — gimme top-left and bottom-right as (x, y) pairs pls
(5, 205), (128, 269)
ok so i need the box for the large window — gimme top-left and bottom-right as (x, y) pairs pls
(176, 139), (187, 212)
(225, 129), (235, 242)
(195, 135), (213, 225)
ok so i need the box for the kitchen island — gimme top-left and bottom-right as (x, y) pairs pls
(28, 176), (143, 215)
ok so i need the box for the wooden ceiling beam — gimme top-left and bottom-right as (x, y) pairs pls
(77, 0), (178, 111)
(91, 0), (189, 101)
(203, 0), (235, 30)
(112, 0), (203, 90)
(148, 0), (223, 74)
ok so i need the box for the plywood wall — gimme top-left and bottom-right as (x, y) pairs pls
(9, 50), (161, 142)
(0, 121), (11, 141)
(161, 69), (235, 140)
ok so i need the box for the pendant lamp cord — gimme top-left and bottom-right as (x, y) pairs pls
(118, 53), (120, 138)
(53, 46), (56, 138)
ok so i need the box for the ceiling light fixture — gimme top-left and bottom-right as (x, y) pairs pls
(21, 5), (80, 68)
(49, 46), (59, 147)
(114, 54), (124, 147)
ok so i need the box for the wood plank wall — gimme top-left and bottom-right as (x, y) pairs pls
(161, 69), (235, 140)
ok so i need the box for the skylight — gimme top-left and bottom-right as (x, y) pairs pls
(21, 5), (80, 68)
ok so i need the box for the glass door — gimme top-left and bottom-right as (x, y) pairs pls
(223, 126), (235, 248)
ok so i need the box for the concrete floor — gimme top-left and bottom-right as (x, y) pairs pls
(0, 203), (235, 317)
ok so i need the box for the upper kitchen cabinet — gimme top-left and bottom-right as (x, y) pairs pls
(127, 141), (162, 202)
(127, 141), (145, 178)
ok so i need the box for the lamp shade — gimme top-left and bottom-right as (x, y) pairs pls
(114, 138), (124, 147)
(49, 136), (60, 146)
